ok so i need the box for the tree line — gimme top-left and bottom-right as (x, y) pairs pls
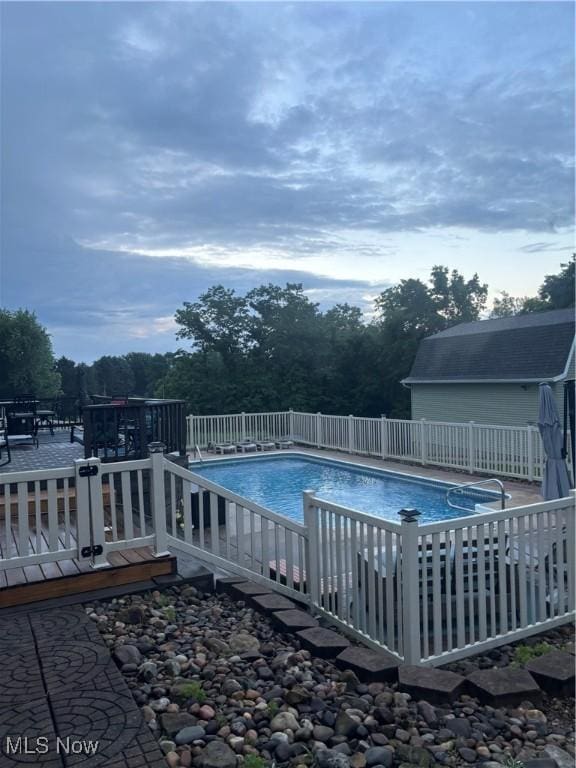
(0, 258), (573, 418)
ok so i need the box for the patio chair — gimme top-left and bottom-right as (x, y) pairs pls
(275, 436), (294, 449)
(0, 420), (11, 467)
(356, 529), (507, 621)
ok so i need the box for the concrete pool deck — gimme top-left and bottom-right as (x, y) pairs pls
(187, 446), (543, 510)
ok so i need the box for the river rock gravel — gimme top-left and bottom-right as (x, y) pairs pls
(85, 586), (575, 768)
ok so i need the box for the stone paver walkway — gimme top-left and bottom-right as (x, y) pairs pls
(0, 607), (165, 768)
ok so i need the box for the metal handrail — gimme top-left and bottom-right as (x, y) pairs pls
(447, 478), (506, 511)
(194, 444), (204, 463)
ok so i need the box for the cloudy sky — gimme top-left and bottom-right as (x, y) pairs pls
(0, 1), (573, 362)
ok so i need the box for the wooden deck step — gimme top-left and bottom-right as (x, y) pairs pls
(0, 551), (176, 608)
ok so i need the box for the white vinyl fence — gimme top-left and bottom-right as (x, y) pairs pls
(162, 461), (309, 601)
(305, 493), (575, 664)
(1, 448), (573, 665)
(187, 410), (554, 482)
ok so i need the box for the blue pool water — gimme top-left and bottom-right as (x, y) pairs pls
(190, 455), (495, 523)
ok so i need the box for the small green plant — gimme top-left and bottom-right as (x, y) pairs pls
(243, 756), (269, 768)
(502, 754), (525, 768)
(266, 700), (279, 718)
(511, 641), (552, 667)
(164, 606), (176, 622)
(173, 681), (206, 704)
(155, 593), (171, 607)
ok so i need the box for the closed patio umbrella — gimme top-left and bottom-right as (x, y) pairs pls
(537, 383), (571, 500)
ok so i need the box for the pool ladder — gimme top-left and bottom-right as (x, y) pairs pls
(194, 444), (204, 463)
(446, 478), (506, 512)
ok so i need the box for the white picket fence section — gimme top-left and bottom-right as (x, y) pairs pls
(162, 461), (309, 601)
(1, 448), (574, 665)
(187, 410), (557, 482)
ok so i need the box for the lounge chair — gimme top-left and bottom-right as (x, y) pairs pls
(275, 436), (294, 449)
(214, 442), (237, 455)
(236, 439), (258, 453)
(256, 439), (275, 451)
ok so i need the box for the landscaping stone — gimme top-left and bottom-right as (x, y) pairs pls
(364, 746), (394, 768)
(466, 667), (542, 706)
(113, 643), (142, 666)
(335, 646), (399, 682)
(250, 592), (297, 613)
(525, 650), (575, 696)
(215, 576), (246, 594)
(228, 633), (260, 654)
(160, 712), (197, 737)
(296, 627), (351, 657)
(86, 586), (575, 768)
(272, 609), (319, 631)
(175, 725), (207, 745)
(229, 581), (273, 599)
(198, 740), (237, 768)
(543, 745), (575, 768)
(397, 665), (465, 704)
(271, 711), (300, 731)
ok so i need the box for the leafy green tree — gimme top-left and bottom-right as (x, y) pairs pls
(124, 352), (174, 397)
(56, 356), (78, 398)
(175, 286), (252, 359)
(491, 257), (575, 316)
(0, 309), (61, 396)
(91, 356), (135, 397)
(491, 291), (529, 318)
(538, 256), (575, 309)
(374, 267), (488, 416)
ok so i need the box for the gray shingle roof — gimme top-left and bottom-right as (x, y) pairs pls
(403, 308), (575, 383)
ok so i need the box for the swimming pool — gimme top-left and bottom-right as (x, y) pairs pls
(190, 454), (497, 524)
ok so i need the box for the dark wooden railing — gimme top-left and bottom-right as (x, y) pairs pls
(81, 399), (185, 462)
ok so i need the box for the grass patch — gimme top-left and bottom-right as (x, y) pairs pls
(163, 606), (176, 622)
(172, 681), (206, 704)
(243, 756), (269, 768)
(266, 700), (279, 718)
(511, 641), (552, 667)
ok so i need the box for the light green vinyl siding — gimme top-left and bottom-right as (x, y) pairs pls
(410, 382), (568, 426)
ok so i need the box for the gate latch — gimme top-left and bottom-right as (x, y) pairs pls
(81, 544), (104, 558)
(79, 465), (99, 477)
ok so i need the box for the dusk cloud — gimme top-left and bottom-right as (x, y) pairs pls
(1, 2), (573, 360)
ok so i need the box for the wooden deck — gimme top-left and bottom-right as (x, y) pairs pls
(0, 517), (175, 608)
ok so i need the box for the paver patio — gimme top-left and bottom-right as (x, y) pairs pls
(0, 606), (165, 768)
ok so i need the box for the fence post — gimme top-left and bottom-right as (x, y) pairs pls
(316, 412), (322, 448)
(468, 421), (475, 474)
(303, 490), (319, 605)
(149, 442), (170, 557)
(74, 457), (108, 569)
(420, 419), (427, 465)
(348, 415), (354, 454)
(289, 408), (294, 438)
(241, 412), (246, 441)
(381, 415), (388, 459)
(399, 508), (421, 664)
(186, 415), (193, 451)
(527, 426), (534, 482)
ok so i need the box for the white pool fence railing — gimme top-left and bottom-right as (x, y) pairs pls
(185, 410), (569, 483)
(163, 456), (575, 665)
(1, 448), (574, 665)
